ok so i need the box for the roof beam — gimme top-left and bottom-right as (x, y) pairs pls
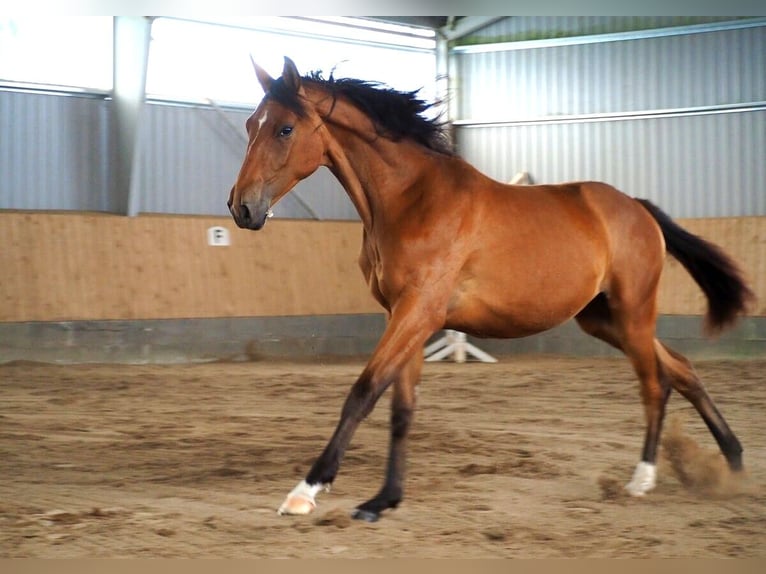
(439, 17), (505, 41)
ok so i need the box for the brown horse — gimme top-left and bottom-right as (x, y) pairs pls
(227, 57), (754, 522)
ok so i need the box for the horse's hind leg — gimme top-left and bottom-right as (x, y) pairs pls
(577, 293), (744, 494)
(575, 293), (623, 351)
(352, 353), (423, 522)
(576, 293), (671, 495)
(653, 341), (743, 471)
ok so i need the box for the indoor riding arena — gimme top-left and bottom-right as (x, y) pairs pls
(1, 15), (765, 559)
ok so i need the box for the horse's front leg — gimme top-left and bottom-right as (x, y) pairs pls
(352, 352), (423, 522)
(277, 299), (439, 517)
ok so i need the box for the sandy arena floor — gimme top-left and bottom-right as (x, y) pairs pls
(1, 356), (764, 558)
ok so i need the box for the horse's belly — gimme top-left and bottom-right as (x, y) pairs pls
(445, 298), (582, 338)
(444, 265), (602, 338)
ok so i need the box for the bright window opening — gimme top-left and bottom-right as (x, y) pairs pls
(146, 17), (438, 107)
(0, 17), (113, 92)
(0, 17), (438, 107)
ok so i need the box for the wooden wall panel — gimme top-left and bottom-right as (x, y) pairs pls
(0, 212), (381, 322)
(656, 217), (765, 317)
(0, 212), (763, 322)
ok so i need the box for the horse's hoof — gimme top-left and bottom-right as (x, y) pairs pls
(351, 508), (380, 522)
(625, 461), (657, 496)
(277, 494), (316, 515)
(277, 480), (326, 516)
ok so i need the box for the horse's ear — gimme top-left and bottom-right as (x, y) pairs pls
(251, 55), (273, 93)
(282, 56), (303, 94)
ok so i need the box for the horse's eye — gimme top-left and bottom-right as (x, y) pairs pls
(278, 125), (294, 137)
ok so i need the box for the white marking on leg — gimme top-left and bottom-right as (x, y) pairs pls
(277, 480), (327, 515)
(625, 461), (657, 496)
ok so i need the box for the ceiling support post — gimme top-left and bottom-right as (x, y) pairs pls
(112, 16), (152, 216)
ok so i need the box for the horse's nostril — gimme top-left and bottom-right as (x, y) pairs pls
(240, 203), (251, 222)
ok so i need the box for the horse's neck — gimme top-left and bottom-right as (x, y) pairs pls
(320, 116), (432, 231)
(321, 129), (375, 230)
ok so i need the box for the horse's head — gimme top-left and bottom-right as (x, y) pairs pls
(228, 57), (326, 230)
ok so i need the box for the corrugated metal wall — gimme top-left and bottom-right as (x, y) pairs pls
(453, 18), (766, 218)
(0, 92), (356, 219)
(455, 26), (765, 119)
(0, 91), (113, 211)
(458, 111), (766, 218)
(136, 102), (242, 216)
(3, 18), (763, 220)
(136, 102), (355, 219)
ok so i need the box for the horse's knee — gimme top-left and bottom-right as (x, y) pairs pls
(341, 370), (395, 422)
(390, 407), (413, 439)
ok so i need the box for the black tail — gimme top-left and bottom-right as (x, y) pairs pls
(636, 199), (755, 334)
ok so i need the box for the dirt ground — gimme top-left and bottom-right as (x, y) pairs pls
(1, 356), (764, 558)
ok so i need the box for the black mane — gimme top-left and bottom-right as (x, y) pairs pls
(267, 71), (453, 155)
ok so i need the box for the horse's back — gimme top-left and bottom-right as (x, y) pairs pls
(528, 180), (667, 315)
(443, 178), (665, 337)
(487, 179), (665, 269)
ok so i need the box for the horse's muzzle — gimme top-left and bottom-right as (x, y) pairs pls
(230, 198), (271, 230)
